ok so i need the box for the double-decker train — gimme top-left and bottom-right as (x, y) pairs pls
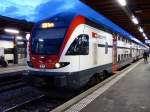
(26, 12), (147, 90)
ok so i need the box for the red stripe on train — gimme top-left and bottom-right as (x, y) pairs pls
(59, 15), (85, 56)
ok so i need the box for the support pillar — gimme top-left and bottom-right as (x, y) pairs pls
(13, 35), (18, 64)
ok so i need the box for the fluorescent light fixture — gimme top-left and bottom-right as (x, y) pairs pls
(39, 38), (44, 42)
(117, 0), (127, 6)
(4, 28), (19, 34)
(142, 33), (146, 37)
(16, 36), (23, 40)
(26, 33), (30, 40)
(138, 27), (143, 33)
(145, 37), (148, 39)
(132, 16), (139, 24)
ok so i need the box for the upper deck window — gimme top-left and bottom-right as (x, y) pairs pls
(66, 34), (89, 55)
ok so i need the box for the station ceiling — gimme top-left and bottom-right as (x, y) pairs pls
(81, 0), (150, 42)
(0, 15), (33, 35)
(0, 0), (149, 43)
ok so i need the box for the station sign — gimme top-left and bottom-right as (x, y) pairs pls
(145, 39), (150, 44)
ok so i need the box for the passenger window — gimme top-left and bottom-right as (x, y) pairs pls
(118, 54), (120, 63)
(105, 42), (108, 54)
(124, 54), (126, 59)
(66, 34), (89, 55)
(121, 54), (123, 60)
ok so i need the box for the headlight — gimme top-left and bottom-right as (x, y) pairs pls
(54, 62), (70, 69)
(55, 63), (61, 68)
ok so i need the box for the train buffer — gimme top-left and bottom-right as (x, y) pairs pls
(62, 59), (150, 112)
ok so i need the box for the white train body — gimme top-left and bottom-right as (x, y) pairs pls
(26, 14), (146, 89)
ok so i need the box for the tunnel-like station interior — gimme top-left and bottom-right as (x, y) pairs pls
(0, 0), (150, 112)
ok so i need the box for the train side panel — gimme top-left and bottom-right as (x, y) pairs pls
(80, 25), (113, 70)
(76, 25), (113, 86)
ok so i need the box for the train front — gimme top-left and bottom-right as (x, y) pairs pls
(26, 15), (85, 90)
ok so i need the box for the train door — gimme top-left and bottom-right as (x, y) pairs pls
(112, 34), (117, 72)
(130, 46), (132, 58)
(79, 26), (93, 71)
(78, 34), (90, 70)
(93, 42), (98, 65)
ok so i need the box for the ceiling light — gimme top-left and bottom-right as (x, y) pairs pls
(145, 37), (148, 39)
(26, 33), (30, 40)
(39, 38), (44, 42)
(138, 27), (143, 33)
(4, 28), (19, 34)
(117, 0), (127, 6)
(142, 33), (146, 37)
(16, 36), (23, 40)
(132, 16), (139, 24)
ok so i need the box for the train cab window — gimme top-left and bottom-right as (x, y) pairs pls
(105, 42), (108, 54)
(31, 28), (66, 55)
(121, 54), (123, 60)
(66, 34), (89, 55)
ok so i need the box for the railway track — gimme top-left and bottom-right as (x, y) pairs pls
(1, 89), (73, 112)
(0, 72), (26, 92)
(0, 71), (66, 112)
(0, 64), (132, 112)
(0, 73), (113, 112)
(3, 94), (45, 112)
(0, 77), (112, 112)
(0, 86), (45, 112)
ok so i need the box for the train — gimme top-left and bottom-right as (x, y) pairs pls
(26, 12), (147, 90)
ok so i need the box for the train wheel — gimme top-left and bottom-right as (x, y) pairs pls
(103, 70), (110, 79)
(98, 71), (107, 81)
(87, 75), (97, 87)
(99, 72), (105, 81)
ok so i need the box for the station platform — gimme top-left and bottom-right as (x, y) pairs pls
(0, 64), (26, 74)
(65, 59), (150, 112)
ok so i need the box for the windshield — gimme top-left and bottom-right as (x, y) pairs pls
(31, 28), (66, 55)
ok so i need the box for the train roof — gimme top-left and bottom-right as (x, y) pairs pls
(38, 11), (147, 47)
